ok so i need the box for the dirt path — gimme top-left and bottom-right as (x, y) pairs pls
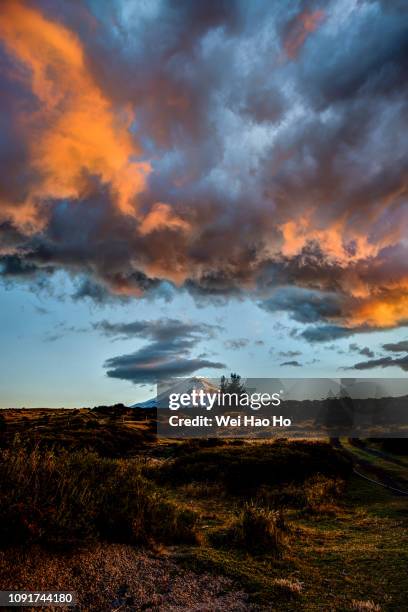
(337, 439), (408, 496)
(347, 439), (407, 467)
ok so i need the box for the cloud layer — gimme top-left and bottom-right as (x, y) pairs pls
(348, 336), (408, 371)
(1, 0), (407, 335)
(95, 318), (225, 384)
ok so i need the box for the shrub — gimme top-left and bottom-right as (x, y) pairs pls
(0, 441), (198, 549)
(84, 419), (100, 429)
(304, 475), (345, 513)
(151, 441), (352, 494)
(212, 502), (284, 555)
(255, 483), (307, 510)
(254, 475), (345, 514)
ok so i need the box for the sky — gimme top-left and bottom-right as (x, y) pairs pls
(0, 0), (407, 407)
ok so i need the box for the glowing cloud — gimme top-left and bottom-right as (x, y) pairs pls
(0, 0), (407, 333)
(0, 0), (150, 225)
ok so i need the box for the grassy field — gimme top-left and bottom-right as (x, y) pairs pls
(0, 407), (406, 611)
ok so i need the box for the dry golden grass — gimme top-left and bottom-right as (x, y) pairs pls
(0, 407), (155, 456)
(273, 578), (303, 595)
(351, 600), (382, 611)
(0, 442), (198, 548)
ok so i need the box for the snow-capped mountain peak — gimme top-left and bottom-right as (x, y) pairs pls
(131, 376), (219, 408)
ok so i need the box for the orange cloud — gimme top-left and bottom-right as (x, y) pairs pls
(348, 291), (408, 329)
(279, 211), (408, 330)
(139, 203), (191, 236)
(284, 9), (325, 59)
(0, 0), (150, 226)
(279, 214), (379, 264)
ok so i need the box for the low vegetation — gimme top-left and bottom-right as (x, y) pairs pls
(0, 407), (406, 610)
(0, 407), (155, 456)
(149, 439), (352, 493)
(0, 440), (197, 549)
(211, 502), (285, 555)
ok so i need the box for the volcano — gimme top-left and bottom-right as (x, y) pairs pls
(131, 377), (219, 408)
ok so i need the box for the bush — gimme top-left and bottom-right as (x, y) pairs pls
(151, 441), (352, 494)
(213, 502), (284, 555)
(304, 475), (345, 513)
(254, 475), (345, 514)
(255, 483), (307, 509)
(84, 418), (100, 429)
(0, 441), (198, 549)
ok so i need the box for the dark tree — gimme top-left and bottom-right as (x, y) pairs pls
(220, 373), (246, 394)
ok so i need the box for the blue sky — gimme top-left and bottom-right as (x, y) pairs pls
(1, 273), (406, 408)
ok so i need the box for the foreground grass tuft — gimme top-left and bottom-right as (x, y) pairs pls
(232, 502), (284, 555)
(211, 502), (285, 556)
(351, 600), (382, 611)
(273, 577), (303, 595)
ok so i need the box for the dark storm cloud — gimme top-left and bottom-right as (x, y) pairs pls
(300, 325), (357, 343)
(72, 278), (124, 305)
(0, 221), (27, 249)
(0, 255), (40, 277)
(259, 287), (342, 324)
(382, 340), (408, 352)
(300, 319), (408, 343)
(0, 0), (407, 335)
(349, 355), (408, 372)
(349, 343), (375, 359)
(97, 317), (225, 384)
(299, 3), (408, 108)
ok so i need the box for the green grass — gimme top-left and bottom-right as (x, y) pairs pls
(170, 473), (407, 610)
(342, 439), (408, 488)
(150, 440), (407, 610)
